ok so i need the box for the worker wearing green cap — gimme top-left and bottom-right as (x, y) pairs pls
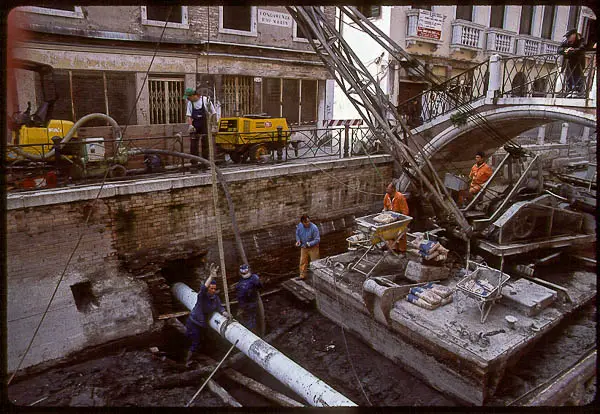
(184, 88), (215, 170)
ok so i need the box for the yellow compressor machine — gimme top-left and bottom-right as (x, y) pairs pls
(215, 115), (292, 163)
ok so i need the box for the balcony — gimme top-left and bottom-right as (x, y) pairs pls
(516, 35), (542, 56)
(485, 28), (515, 55)
(450, 20), (485, 53)
(405, 9), (444, 50)
(540, 40), (560, 55)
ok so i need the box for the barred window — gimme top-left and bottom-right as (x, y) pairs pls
(221, 75), (254, 117)
(148, 78), (186, 124)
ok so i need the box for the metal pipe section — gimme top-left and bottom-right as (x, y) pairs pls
(171, 282), (357, 407)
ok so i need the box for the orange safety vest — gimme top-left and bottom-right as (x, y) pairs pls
(383, 192), (409, 215)
(469, 162), (493, 193)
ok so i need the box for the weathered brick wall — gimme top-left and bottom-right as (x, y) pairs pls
(7, 156), (393, 371)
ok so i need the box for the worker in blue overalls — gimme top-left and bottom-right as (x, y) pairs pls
(185, 263), (229, 367)
(184, 88), (215, 171)
(235, 264), (262, 333)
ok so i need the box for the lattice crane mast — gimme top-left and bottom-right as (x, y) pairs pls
(286, 6), (472, 239)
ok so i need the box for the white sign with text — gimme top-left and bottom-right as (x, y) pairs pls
(258, 9), (293, 28)
(417, 10), (444, 40)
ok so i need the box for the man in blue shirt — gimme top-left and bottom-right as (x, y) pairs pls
(295, 214), (320, 280)
(185, 263), (228, 367)
(235, 264), (263, 332)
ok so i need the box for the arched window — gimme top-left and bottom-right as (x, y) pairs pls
(511, 72), (527, 97)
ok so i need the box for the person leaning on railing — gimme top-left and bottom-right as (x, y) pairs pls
(558, 28), (587, 97)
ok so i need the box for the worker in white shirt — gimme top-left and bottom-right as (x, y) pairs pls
(184, 88), (216, 171)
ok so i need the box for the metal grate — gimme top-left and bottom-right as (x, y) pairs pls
(149, 78), (185, 124)
(221, 75), (254, 117)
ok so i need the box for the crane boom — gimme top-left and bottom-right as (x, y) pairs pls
(286, 6), (472, 238)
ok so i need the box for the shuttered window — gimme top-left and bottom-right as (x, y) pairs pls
(300, 80), (318, 124)
(490, 6), (505, 29)
(221, 75), (254, 117)
(456, 5), (473, 21)
(519, 6), (534, 35)
(262, 78), (281, 118)
(148, 78), (185, 124)
(541, 6), (555, 40)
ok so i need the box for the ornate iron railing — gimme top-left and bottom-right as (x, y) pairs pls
(397, 59), (490, 126)
(498, 52), (597, 99)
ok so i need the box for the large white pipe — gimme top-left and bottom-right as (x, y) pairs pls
(172, 282), (357, 407)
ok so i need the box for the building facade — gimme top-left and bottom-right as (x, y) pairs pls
(335, 5), (596, 119)
(8, 5), (336, 131)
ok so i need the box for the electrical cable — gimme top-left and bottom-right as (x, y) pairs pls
(7, 7), (174, 386)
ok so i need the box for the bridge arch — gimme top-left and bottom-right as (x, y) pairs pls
(424, 105), (596, 165)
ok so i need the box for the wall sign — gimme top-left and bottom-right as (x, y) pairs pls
(257, 9), (292, 28)
(417, 10), (444, 40)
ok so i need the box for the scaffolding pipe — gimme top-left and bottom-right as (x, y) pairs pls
(171, 282), (357, 407)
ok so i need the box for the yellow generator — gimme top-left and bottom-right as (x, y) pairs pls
(215, 116), (291, 163)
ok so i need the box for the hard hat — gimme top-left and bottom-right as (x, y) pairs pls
(239, 264), (251, 278)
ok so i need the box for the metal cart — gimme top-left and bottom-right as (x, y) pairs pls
(348, 212), (412, 278)
(456, 261), (511, 323)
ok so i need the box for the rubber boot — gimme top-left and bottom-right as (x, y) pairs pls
(185, 350), (194, 367)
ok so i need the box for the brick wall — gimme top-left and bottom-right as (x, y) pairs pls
(7, 156), (393, 371)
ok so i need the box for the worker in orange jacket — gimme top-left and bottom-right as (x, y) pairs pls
(459, 151), (493, 206)
(383, 182), (409, 252)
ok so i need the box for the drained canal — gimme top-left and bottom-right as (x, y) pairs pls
(7, 228), (596, 407)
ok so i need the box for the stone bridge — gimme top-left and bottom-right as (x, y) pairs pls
(397, 52), (597, 172)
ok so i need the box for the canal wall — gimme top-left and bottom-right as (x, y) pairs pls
(6, 155), (393, 372)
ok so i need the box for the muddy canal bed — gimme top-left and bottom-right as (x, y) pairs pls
(8, 290), (596, 407)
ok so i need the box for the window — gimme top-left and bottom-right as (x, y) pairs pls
(490, 6), (505, 29)
(567, 6), (580, 32)
(411, 5), (432, 11)
(541, 6), (555, 39)
(300, 80), (318, 124)
(221, 75), (254, 117)
(259, 78), (319, 124)
(141, 6), (189, 29)
(519, 5), (534, 35)
(45, 70), (138, 126)
(148, 78), (185, 124)
(456, 5), (473, 21)
(358, 6), (382, 19)
(582, 17), (597, 48)
(71, 72), (106, 127)
(295, 23), (319, 42)
(282, 79), (299, 124)
(17, 6), (84, 19)
(220, 6), (257, 36)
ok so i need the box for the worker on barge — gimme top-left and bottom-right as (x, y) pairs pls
(382, 182), (410, 252)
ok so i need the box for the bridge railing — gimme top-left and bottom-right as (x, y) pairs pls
(498, 52), (597, 99)
(397, 59), (490, 126)
(398, 51), (596, 128)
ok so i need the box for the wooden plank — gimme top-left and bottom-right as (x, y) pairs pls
(223, 368), (304, 407)
(207, 379), (242, 407)
(157, 311), (190, 320)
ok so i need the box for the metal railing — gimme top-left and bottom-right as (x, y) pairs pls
(5, 125), (385, 192)
(397, 59), (490, 126)
(498, 52), (597, 99)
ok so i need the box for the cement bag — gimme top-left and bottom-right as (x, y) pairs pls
(429, 284), (453, 298)
(440, 295), (453, 306)
(410, 287), (442, 306)
(406, 293), (438, 310)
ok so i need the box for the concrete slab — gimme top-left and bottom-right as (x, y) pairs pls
(501, 278), (557, 317)
(310, 251), (596, 405)
(404, 260), (450, 283)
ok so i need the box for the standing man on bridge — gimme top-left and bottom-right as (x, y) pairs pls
(558, 29), (587, 96)
(185, 88), (215, 171)
(184, 263), (228, 367)
(295, 215), (320, 280)
(383, 182), (410, 252)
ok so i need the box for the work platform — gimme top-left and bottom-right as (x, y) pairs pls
(310, 251), (596, 405)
